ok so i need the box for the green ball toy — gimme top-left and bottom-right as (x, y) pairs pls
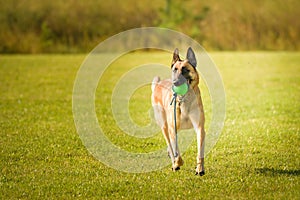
(172, 83), (189, 95)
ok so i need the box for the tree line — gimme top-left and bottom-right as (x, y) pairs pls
(0, 0), (299, 53)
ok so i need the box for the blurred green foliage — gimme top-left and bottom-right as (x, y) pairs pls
(0, 0), (299, 53)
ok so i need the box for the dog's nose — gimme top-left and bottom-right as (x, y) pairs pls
(173, 80), (182, 86)
(173, 74), (187, 86)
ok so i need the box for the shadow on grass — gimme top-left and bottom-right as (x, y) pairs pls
(255, 168), (300, 176)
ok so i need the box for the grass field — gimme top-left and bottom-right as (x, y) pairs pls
(0, 52), (299, 199)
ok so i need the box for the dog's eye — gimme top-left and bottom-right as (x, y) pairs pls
(173, 68), (178, 72)
(182, 67), (190, 74)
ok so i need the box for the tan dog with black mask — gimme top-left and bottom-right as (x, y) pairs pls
(151, 47), (205, 175)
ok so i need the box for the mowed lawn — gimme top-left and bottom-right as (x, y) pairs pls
(0, 52), (299, 199)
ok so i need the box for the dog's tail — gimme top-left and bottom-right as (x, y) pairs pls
(151, 76), (160, 92)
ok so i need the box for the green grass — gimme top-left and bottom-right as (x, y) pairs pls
(0, 52), (299, 199)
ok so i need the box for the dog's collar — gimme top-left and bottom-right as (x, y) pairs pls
(170, 91), (186, 106)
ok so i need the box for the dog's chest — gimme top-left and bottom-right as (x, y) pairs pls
(177, 91), (196, 113)
(177, 97), (195, 129)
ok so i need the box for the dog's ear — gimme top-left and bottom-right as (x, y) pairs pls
(171, 48), (180, 67)
(186, 47), (197, 68)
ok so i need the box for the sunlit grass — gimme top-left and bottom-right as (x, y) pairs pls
(0, 52), (299, 199)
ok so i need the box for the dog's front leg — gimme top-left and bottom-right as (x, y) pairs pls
(162, 125), (176, 168)
(158, 122), (178, 171)
(168, 127), (184, 171)
(190, 110), (206, 176)
(195, 126), (205, 176)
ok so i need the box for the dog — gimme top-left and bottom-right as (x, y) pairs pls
(151, 47), (205, 175)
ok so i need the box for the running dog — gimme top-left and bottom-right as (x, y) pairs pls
(151, 47), (205, 176)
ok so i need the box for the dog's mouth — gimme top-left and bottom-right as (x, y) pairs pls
(173, 74), (188, 86)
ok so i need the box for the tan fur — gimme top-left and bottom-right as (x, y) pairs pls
(151, 48), (206, 175)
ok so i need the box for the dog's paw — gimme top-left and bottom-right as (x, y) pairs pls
(195, 170), (205, 176)
(172, 166), (180, 171)
(175, 156), (184, 167)
(195, 157), (205, 176)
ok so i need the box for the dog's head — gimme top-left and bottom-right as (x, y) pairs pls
(171, 47), (199, 89)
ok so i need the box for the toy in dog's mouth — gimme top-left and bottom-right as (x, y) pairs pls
(172, 82), (189, 95)
(172, 74), (189, 95)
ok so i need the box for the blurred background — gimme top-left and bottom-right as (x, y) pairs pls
(0, 0), (299, 53)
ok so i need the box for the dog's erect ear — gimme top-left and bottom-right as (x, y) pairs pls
(171, 48), (180, 67)
(186, 47), (197, 68)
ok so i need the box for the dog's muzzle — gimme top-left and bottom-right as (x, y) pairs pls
(173, 74), (187, 86)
